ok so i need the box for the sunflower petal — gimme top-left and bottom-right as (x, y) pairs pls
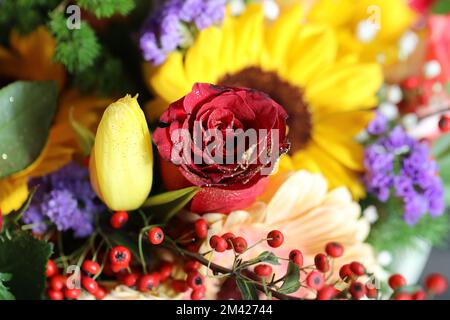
(305, 63), (382, 113)
(149, 52), (192, 103)
(284, 24), (337, 87)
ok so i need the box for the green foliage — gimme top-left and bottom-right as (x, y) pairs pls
(49, 12), (100, 74)
(0, 232), (52, 299)
(142, 187), (201, 222)
(0, 81), (58, 178)
(73, 53), (125, 95)
(77, 0), (135, 18)
(432, 0), (450, 14)
(254, 251), (280, 265)
(367, 198), (450, 253)
(0, 0), (60, 37)
(69, 110), (95, 156)
(278, 261), (300, 294)
(0, 273), (15, 300)
(236, 278), (259, 300)
(433, 132), (450, 205)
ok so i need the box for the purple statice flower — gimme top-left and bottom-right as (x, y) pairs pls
(139, 0), (226, 65)
(367, 113), (388, 135)
(363, 125), (445, 225)
(21, 162), (104, 238)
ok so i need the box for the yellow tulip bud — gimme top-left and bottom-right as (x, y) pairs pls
(90, 95), (153, 210)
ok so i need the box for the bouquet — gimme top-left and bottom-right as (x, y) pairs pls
(0, 0), (450, 301)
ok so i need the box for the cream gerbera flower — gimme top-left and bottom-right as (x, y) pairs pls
(185, 170), (381, 299)
(144, 4), (383, 198)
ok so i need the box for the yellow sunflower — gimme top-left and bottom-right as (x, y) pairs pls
(306, 0), (417, 66)
(144, 4), (382, 198)
(0, 27), (112, 214)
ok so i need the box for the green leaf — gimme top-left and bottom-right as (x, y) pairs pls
(49, 12), (100, 73)
(236, 278), (259, 300)
(0, 273), (15, 300)
(69, 109), (95, 156)
(445, 82), (450, 95)
(437, 155), (450, 205)
(367, 199), (450, 252)
(76, 0), (135, 18)
(143, 186), (200, 206)
(0, 232), (52, 299)
(432, 0), (450, 14)
(255, 251), (280, 265)
(432, 133), (450, 159)
(278, 261), (300, 294)
(0, 81), (58, 178)
(142, 187), (200, 222)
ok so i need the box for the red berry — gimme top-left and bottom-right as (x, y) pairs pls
(81, 276), (99, 294)
(191, 286), (206, 300)
(349, 261), (366, 276)
(267, 230), (284, 248)
(159, 262), (173, 281)
(47, 289), (64, 300)
(339, 264), (353, 282)
(402, 76), (420, 90)
(110, 211), (128, 229)
(187, 271), (205, 289)
(254, 264), (273, 278)
(365, 283), (378, 299)
(63, 288), (81, 300)
(221, 233), (235, 250)
(316, 285), (337, 300)
(425, 273), (448, 295)
(111, 263), (128, 273)
(209, 235), (227, 252)
(412, 290), (427, 300)
(393, 292), (412, 300)
(121, 273), (139, 287)
(148, 227), (165, 245)
(93, 287), (107, 300)
(349, 281), (366, 300)
(172, 280), (189, 293)
(325, 242), (344, 258)
(45, 260), (58, 278)
(195, 219), (208, 239)
(439, 115), (450, 133)
(289, 249), (303, 267)
(306, 271), (325, 290)
(184, 260), (201, 273)
(109, 246), (131, 267)
(232, 237), (248, 253)
(314, 253), (330, 273)
(138, 273), (160, 292)
(50, 275), (66, 291)
(82, 260), (101, 276)
(388, 274), (407, 290)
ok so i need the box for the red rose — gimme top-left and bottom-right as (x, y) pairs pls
(153, 83), (289, 213)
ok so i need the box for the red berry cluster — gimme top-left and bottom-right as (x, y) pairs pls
(208, 229), (285, 254)
(388, 273), (448, 300)
(115, 261), (174, 294)
(45, 259), (107, 300)
(171, 259), (207, 300)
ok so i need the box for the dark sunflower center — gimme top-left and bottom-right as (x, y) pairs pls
(219, 66), (312, 152)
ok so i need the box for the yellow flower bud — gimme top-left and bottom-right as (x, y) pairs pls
(90, 95), (153, 210)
